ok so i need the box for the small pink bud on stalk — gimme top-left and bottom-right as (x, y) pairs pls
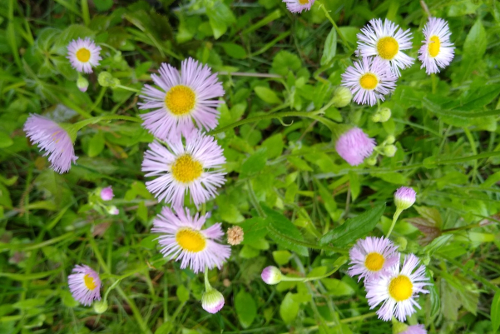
(100, 186), (114, 201)
(387, 187), (416, 237)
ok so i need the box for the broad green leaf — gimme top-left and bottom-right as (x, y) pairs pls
(492, 290), (500, 333)
(235, 291), (257, 329)
(273, 250), (292, 265)
(240, 217), (267, 244)
(463, 20), (486, 60)
(88, 131), (105, 157)
(271, 50), (301, 76)
(319, 203), (386, 246)
(280, 292), (299, 324)
(93, 0), (113, 11)
(206, 2), (235, 39)
(219, 42), (246, 59)
(261, 133), (284, 159)
(0, 131), (13, 148)
(176, 285), (190, 303)
(263, 205), (309, 256)
(254, 86), (282, 104)
(320, 27), (337, 66)
(240, 148), (267, 178)
(321, 278), (355, 297)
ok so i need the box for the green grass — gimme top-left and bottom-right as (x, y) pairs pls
(1, 0), (500, 333)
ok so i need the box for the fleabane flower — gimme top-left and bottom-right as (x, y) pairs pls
(365, 254), (430, 322)
(394, 186), (416, 211)
(335, 127), (376, 166)
(348, 237), (399, 281)
(401, 324), (427, 334)
(151, 206), (231, 273)
(357, 19), (414, 76)
(68, 264), (101, 306)
(24, 114), (78, 173)
(341, 57), (397, 106)
(139, 58), (224, 142)
(418, 17), (455, 74)
(282, 0), (315, 13)
(67, 38), (102, 73)
(142, 131), (226, 207)
(100, 186), (114, 201)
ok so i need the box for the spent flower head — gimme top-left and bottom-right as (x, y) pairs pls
(335, 127), (376, 166)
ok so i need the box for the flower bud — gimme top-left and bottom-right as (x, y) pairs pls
(93, 300), (108, 314)
(383, 145), (397, 157)
(365, 157), (377, 166)
(100, 186), (114, 201)
(77, 76), (89, 92)
(201, 288), (225, 314)
(385, 135), (396, 145)
(332, 86), (353, 108)
(371, 113), (381, 122)
(98, 72), (120, 88)
(108, 206), (119, 215)
(261, 266), (282, 285)
(394, 187), (416, 211)
(378, 107), (391, 122)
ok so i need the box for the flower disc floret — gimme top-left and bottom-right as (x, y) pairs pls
(151, 207), (231, 273)
(139, 58), (224, 142)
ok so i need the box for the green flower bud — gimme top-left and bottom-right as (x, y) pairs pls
(93, 300), (108, 314)
(98, 72), (120, 88)
(378, 107), (391, 122)
(385, 135), (396, 144)
(77, 76), (89, 93)
(365, 157), (377, 166)
(383, 145), (397, 157)
(371, 113), (381, 122)
(332, 86), (353, 108)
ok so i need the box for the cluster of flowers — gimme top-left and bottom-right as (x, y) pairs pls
(261, 187), (430, 333)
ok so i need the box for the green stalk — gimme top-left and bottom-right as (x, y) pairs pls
(281, 257), (347, 282)
(386, 208), (403, 238)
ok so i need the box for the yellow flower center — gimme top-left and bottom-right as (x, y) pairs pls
(377, 36), (399, 60)
(428, 35), (441, 58)
(171, 154), (203, 183)
(298, 0), (310, 4)
(84, 274), (97, 290)
(389, 275), (413, 302)
(364, 252), (385, 271)
(176, 228), (207, 253)
(76, 48), (91, 63)
(165, 85), (196, 116)
(359, 73), (379, 90)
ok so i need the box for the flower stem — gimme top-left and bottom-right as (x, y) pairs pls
(72, 114), (142, 132)
(317, 0), (352, 52)
(281, 256), (347, 282)
(204, 268), (213, 292)
(386, 208), (403, 238)
(116, 85), (141, 94)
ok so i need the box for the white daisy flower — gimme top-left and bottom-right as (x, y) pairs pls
(418, 17), (455, 74)
(142, 130), (226, 207)
(282, 0), (315, 13)
(68, 264), (101, 306)
(365, 254), (431, 322)
(348, 237), (399, 281)
(341, 57), (397, 106)
(357, 19), (414, 77)
(67, 38), (102, 73)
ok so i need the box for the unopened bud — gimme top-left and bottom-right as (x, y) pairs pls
(332, 86), (353, 108)
(365, 157), (377, 166)
(261, 266), (282, 285)
(383, 145), (397, 157)
(201, 288), (225, 314)
(394, 187), (416, 211)
(93, 300), (108, 314)
(107, 206), (119, 215)
(378, 107), (391, 122)
(385, 135), (396, 145)
(77, 76), (89, 92)
(98, 72), (120, 88)
(371, 113), (381, 122)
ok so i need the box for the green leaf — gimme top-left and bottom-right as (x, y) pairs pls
(254, 86), (282, 104)
(463, 19), (486, 60)
(319, 203), (386, 246)
(235, 291), (257, 329)
(240, 217), (267, 245)
(320, 27), (337, 66)
(492, 290), (500, 333)
(176, 285), (190, 303)
(0, 131), (13, 148)
(262, 205), (309, 256)
(261, 133), (284, 159)
(273, 250), (292, 265)
(240, 149), (267, 178)
(88, 131), (105, 157)
(206, 2), (236, 39)
(271, 50), (301, 76)
(321, 278), (355, 297)
(280, 292), (299, 324)
(93, 0), (113, 11)
(219, 42), (246, 59)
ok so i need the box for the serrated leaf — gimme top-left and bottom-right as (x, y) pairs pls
(262, 205), (308, 256)
(319, 203), (386, 246)
(235, 291), (257, 329)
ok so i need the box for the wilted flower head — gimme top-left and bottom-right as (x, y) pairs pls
(142, 130), (226, 207)
(67, 38), (102, 73)
(68, 264), (101, 306)
(348, 237), (399, 281)
(282, 0), (315, 13)
(365, 254), (430, 321)
(418, 17), (455, 75)
(335, 127), (376, 166)
(24, 114), (78, 173)
(332, 86), (353, 108)
(139, 58), (224, 142)
(394, 187), (416, 211)
(227, 226), (244, 245)
(100, 186), (114, 201)
(151, 206), (231, 273)
(261, 266), (283, 285)
(357, 19), (414, 76)
(341, 57), (397, 106)
(202, 288), (225, 314)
